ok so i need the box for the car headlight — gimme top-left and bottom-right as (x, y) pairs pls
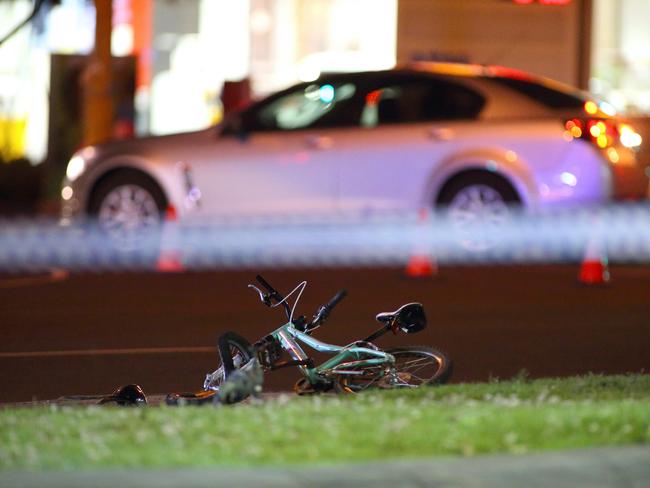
(66, 155), (86, 181)
(65, 146), (97, 181)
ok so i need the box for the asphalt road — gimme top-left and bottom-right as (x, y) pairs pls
(1, 265), (649, 403)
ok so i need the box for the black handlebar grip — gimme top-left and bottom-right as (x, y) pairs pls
(256, 275), (278, 295)
(326, 289), (347, 311)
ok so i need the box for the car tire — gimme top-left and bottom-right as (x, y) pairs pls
(438, 172), (520, 207)
(437, 172), (520, 251)
(88, 171), (167, 251)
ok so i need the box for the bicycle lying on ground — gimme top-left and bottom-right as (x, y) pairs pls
(167, 275), (452, 405)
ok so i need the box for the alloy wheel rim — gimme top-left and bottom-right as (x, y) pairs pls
(447, 184), (511, 251)
(98, 184), (161, 236)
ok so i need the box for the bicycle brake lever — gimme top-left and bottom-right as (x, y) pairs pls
(248, 284), (272, 306)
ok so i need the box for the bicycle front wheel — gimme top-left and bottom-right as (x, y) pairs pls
(203, 332), (253, 392)
(335, 346), (452, 393)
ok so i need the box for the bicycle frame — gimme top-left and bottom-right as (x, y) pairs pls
(203, 276), (406, 392)
(275, 321), (395, 386)
(205, 320), (395, 392)
(191, 275), (451, 402)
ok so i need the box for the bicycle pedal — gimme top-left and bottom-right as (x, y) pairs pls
(293, 377), (325, 395)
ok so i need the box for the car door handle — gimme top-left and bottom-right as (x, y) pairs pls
(427, 127), (454, 141)
(305, 135), (333, 150)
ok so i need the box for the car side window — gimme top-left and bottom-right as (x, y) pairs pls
(361, 77), (485, 127)
(246, 82), (361, 132)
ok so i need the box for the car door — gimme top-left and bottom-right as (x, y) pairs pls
(190, 78), (365, 217)
(336, 73), (486, 212)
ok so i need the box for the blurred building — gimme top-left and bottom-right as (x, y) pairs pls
(0, 0), (648, 168)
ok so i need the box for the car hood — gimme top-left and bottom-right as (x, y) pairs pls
(88, 126), (222, 162)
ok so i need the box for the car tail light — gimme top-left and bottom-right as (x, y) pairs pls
(564, 118), (642, 150)
(618, 123), (643, 149)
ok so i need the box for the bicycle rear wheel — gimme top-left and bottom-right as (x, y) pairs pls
(335, 346), (452, 393)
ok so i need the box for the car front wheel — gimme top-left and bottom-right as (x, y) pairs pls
(89, 171), (167, 244)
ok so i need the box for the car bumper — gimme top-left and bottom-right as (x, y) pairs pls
(604, 146), (650, 200)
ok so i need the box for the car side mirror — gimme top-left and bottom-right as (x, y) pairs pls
(220, 112), (249, 142)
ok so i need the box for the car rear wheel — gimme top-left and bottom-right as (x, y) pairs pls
(438, 172), (520, 251)
(89, 172), (167, 247)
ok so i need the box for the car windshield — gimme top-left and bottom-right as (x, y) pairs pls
(255, 82), (358, 131)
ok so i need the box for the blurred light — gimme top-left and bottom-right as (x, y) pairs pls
(66, 155), (86, 181)
(565, 119), (583, 139)
(250, 8), (272, 35)
(487, 65), (531, 81)
(366, 90), (382, 106)
(619, 124), (642, 148)
(560, 172), (577, 187)
(589, 122), (602, 138)
(112, 24), (134, 56)
(606, 147), (620, 164)
(298, 65), (321, 83)
(304, 85), (320, 100)
(61, 186), (73, 200)
(417, 62), (484, 77)
(505, 150), (517, 162)
(319, 84), (335, 103)
(565, 117), (622, 150)
(596, 134), (608, 148)
(81, 146), (97, 159)
(584, 100), (598, 115)
(599, 102), (616, 116)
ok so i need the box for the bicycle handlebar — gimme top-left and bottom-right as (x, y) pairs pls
(309, 289), (347, 330)
(325, 289), (347, 311)
(256, 275), (281, 299)
(253, 275), (346, 330)
(255, 274), (291, 320)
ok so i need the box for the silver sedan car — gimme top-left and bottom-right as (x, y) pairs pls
(60, 62), (647, 234)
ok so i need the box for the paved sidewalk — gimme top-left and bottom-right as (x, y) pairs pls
(2, 445), (649, 488)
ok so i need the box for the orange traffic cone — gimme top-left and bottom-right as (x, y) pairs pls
(404, 209), (438, 278)
(578, 239), (610, 285)
(404, 254), (438, 278)
(156, 205), (184, 273)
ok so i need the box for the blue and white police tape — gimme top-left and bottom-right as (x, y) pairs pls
(1, 204), (650, 272)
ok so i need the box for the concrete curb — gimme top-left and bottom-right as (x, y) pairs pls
(2, 445), (649, 488)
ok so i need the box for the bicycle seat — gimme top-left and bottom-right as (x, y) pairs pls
(375, 302), (427, 334)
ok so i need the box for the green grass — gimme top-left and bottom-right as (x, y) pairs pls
(1, 374), (649, 470)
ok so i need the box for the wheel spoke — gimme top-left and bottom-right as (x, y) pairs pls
(98, 184), (161, 234)
(337, 348), (450, 392)
(393, 353), (442, 385)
